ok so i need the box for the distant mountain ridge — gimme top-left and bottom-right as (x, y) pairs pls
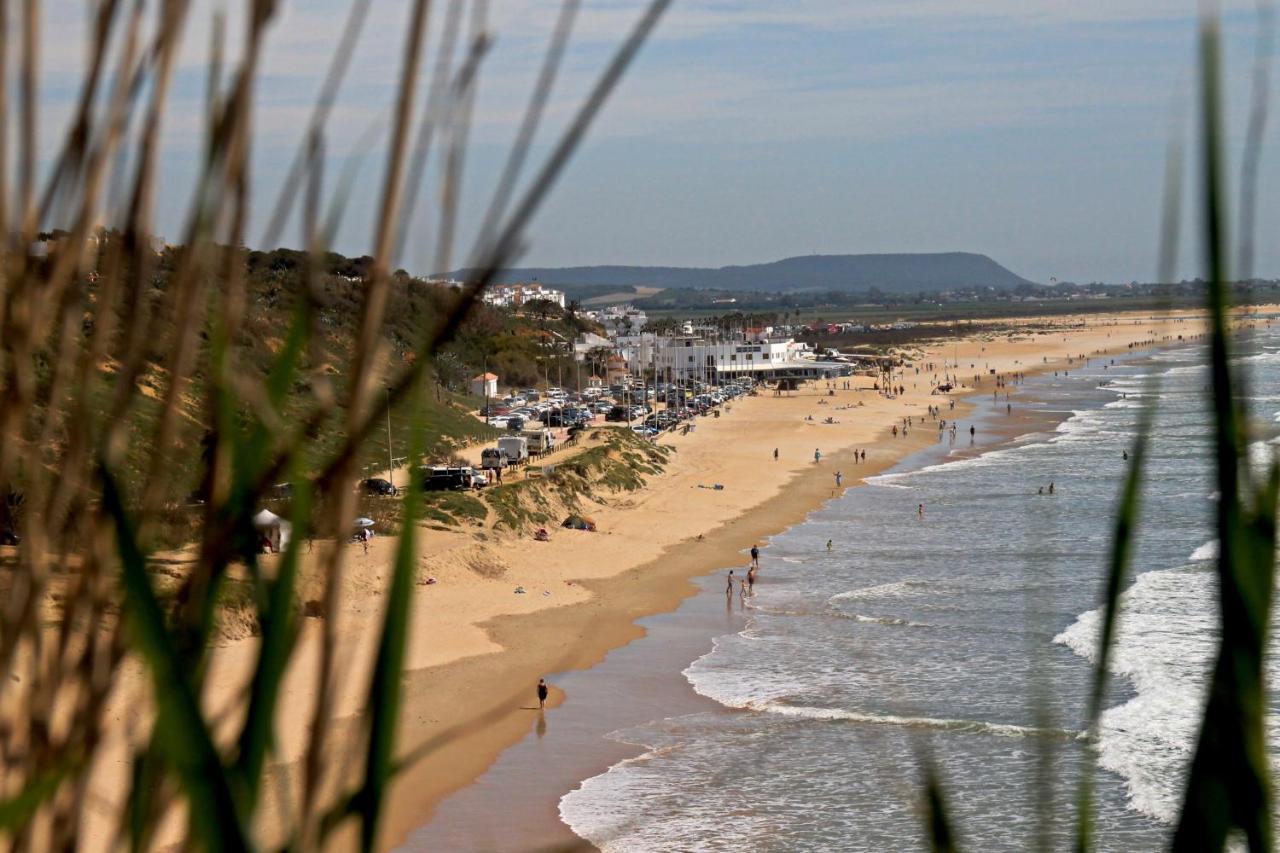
(452, 252), (1034, 295)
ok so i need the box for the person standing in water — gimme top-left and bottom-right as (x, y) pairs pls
(727, 569), (736, 595)
(826, 539), (833, 552)
(747, 565), (757, 594)
(750, 544), (760, 569)
(537, 678), (549, 710)
(918, 503), (924, 519)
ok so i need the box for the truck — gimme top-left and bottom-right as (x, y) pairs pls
(522, 428), (556, 456)
(498, 435), (529, 464)
(480, 448), (506, 471)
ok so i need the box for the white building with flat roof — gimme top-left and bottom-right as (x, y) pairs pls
(652, 336), (805, 381)
(482, 282), (566, 309)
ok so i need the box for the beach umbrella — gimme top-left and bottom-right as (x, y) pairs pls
(353, 517), (375, 529)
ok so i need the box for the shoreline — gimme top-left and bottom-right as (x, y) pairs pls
(388, 415), (942, 850)
(408, 354), (1086, 851)
(76, 306), (1259, 850)
(381, 308), (1237, 850)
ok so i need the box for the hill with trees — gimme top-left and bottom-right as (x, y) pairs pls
(450, 252), (1033, 295)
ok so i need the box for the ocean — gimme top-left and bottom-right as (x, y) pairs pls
(559, 326), (1280, 851)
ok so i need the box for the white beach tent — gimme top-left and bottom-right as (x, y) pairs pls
(252, 509), (292, 552)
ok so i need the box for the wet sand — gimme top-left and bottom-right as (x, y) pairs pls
(400, 355), (1135, 851)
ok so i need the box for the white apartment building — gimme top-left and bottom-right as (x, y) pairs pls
(481, 282), (566, 309)
(584, 303), (649, 336)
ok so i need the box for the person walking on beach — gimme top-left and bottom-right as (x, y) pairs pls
(750, 544), (760, 569)
(537, 678), (549, 710)
(727, 569), (736, 596)
(814, 448), (822, 463)
(835, 471), (843, 488)
(773, 447), (779, 461)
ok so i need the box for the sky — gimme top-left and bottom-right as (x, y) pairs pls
(30, 0), (1280, 284)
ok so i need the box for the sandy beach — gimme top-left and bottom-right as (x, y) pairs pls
(78, 306), (1260, 850)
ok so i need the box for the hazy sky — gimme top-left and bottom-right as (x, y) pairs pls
(34, 1), (1280, 283)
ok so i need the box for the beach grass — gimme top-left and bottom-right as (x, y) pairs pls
(2, 1), (1278, 850)
(0, 0), (671, 848)
(924, 10), (1279, 853)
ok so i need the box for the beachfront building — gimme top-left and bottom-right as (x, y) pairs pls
(481, 282), (566, 310)
(650, 335), (842, 383)
(615, 333), (658, 375)
(605, 354), (630, 384)
(573, 331), (613, 360)
(583, 303), (649, 336)
(469, 372), (499, 398)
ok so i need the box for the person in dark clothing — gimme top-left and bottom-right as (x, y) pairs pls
(750, 545), (760, 568)
(537, 678), (549, 709)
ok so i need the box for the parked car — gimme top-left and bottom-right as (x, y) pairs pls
(362, 477), (397, 496)
(421, 466), (484, 491)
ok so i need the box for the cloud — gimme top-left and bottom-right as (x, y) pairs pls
(19, 0), (1280, 280)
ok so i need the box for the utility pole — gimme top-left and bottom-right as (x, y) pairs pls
(483, 355), (491, 427)
(385, 385), (394, 488)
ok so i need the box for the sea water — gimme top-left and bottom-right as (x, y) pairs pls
(560, 324), (1280, 851)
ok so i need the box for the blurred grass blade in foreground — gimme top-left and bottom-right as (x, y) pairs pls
(1171, 15), (1278, 853)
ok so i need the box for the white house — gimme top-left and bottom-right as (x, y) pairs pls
(469, 373), (498, 398)
(481, 282), (566, 309)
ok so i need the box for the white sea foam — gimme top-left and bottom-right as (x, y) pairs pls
(828, 580), (929, 602)
(1055, 568), (1222, 824)
(563, 338), (1280, 850)
(1189, 540), (1217, 562)
(868, 445), (1023, 484)
(758, 702), (1080, 739)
